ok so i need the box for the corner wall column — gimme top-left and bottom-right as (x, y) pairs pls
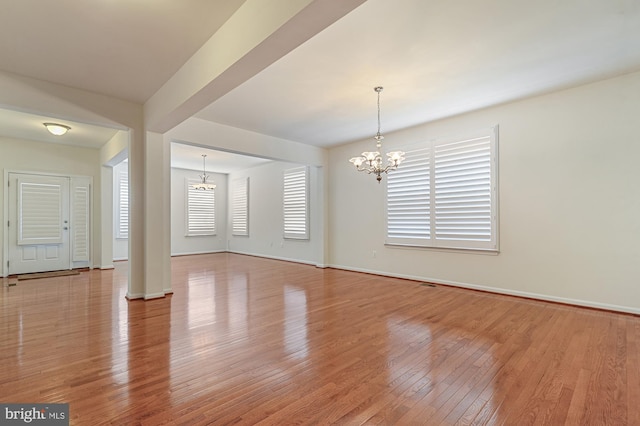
(143, 131), (171, 298)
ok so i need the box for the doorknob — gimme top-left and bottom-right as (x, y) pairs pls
(63, 227), (69, 230)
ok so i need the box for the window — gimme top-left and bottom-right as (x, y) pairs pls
(115, 167), (128, 239)
(386, 126), (499, 251)
(283, 166), (309, 240)
(186, 179), (215, 236)
(232, 177), (249, 236)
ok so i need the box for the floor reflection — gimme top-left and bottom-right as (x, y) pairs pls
(385, 315), (497, 423)
(284, 285), (308, 359)
(185, 269), (217, 329)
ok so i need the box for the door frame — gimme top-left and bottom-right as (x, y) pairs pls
(2, 169), (93, 277)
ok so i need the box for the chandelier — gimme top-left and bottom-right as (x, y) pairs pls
(191, 154), (216, 190)
(349, 86), (404, 183)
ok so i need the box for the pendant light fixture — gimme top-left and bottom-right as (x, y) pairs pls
(192, 154), (216, 191)
(349, 86), (404, 183)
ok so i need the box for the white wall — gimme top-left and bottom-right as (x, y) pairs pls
(166, 119), (328, 266)
(228, 161), (321, 265)
(329, 71), (640, 314)
(111, 166), (229, 259)
(0, 136), (102, 273)
(171, 167), (228, 255)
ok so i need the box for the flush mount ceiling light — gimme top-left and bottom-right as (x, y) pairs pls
(43, 122), (71, 136)
(349, 87), (405, 183)
(191, 154), (216, 191)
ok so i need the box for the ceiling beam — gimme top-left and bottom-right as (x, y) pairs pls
(144, 0), (367, 134)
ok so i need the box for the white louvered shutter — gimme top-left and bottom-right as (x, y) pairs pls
(385, 126), (498, 251)
(186, 179), (215, 236)
(116, 168), (128, 239)
(232, 177), (249, 236)
(434, 135), (493, 247)
(386, 147), (431, 245)
(18, 180), (63, 245)
(283, 166), (309, 240)
(71, 178), (90, 261)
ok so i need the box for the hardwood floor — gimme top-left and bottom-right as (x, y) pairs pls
(1, 253), (638, 425)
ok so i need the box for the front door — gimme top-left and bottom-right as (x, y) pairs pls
(8, 173), (71, 275)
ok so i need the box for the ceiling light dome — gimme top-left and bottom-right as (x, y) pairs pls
(44, 123), (71, 136)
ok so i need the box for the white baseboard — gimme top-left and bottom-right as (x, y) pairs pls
(125, 292), (144, 300)
(171, 249), (226, 257)
(328, 263), (640, 315)
(228, 250), (318, 267)
(144, 292), (165, 300)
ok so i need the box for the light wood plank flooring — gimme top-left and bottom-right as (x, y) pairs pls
(1, 253), (638, 425)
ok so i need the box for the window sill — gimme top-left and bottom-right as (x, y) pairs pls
(384, 243), (499, 255)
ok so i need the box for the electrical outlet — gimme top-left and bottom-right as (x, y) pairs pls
(372, 250), (377, 258)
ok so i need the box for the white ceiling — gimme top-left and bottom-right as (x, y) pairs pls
(0, 0), (246, 104)
(0, 108), (119, 148)
(1, 0), (640, 169)
(197, 0), (640, 147)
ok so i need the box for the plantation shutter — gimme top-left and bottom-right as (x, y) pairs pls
(186, 179), (215, 236)
(434, 135), (493, 247)
(71, 178), (90, 261)
(116, 168), (128, 239)
(17, 179), (64, 245)
(283, 166), (309, 240)
(386, 147), (431, 245)
(385, 126), (498, 251)
(232, 177), (249, 236)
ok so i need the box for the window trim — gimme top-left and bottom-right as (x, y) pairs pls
(185, 178), (216, 237)
(385, 126), (499, 252)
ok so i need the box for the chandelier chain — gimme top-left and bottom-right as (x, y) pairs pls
(377, 88), (381, 138)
